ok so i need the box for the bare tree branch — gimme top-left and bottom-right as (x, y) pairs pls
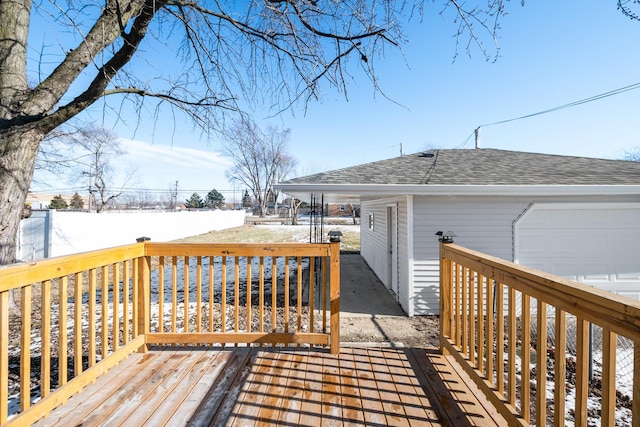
(1, 0), (515, 264)
(221, 118), (296, 217)
(618, 0), (640, 21)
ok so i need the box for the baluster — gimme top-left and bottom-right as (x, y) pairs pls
(41, 280), (51, 397)
(601, 328), (617, 427)
(554, 310), (567, 426)
(521, 294), (531, 422)
(536, 302), (547, 427)
(21, 285), (31, 410)
(197, 256), (202, 333)
(574, 318), (589, 426)
(59, 277), (68, 385)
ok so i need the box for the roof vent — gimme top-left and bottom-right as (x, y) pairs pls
(419, 152), (435, 158)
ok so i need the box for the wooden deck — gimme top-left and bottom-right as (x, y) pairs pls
(32, 346), (506, 427)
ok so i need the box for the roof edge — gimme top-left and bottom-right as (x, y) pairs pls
(274, 183), (640, 197)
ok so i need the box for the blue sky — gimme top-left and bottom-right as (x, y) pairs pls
(30, 2), (640, 202)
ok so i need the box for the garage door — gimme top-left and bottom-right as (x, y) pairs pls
(514, 203), (640, 300)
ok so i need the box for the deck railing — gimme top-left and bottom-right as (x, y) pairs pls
(0, 240), (340, 426)
(439, 241), (640, 427)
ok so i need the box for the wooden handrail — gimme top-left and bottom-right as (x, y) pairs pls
(0, 244), (146, 292)
(0, 240), (340, 425)
(439, 241), (640, 427)
(441, 243), (640, 340)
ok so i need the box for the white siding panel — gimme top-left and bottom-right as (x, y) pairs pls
(397, 198), (410, 314)
(515, 203), (640, 299)
(412, 196), (535, 315)
(360, 199), (390, 289)
(364, 194), (640, 316)
(413, 260), (440, 314)
(360, 197), (410, 314)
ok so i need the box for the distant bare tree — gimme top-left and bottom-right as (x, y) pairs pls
(121, 190), (156, 209)
(67, 126), (133, 212)
(286, 197), (306, 226)
(622, 148), (640, 162)
(137, 190), (158, 209)
(221, 119), (297, 217)
(164, 181), (180, 210)
(32, 122), (90, 189)
(121, 193), (139, 209)
(35, 126), (77, 174)
(350, 202), (359, 225)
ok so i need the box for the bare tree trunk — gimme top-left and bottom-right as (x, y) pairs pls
(0, 127), (43, 309)
(258, 197), (267, 218)
(0, 128), (41, 265)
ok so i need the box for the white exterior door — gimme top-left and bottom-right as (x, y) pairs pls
(514, 203), (640, 300)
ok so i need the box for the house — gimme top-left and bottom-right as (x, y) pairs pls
(325, 202), (359, 218)
(275, 148), (640, 315)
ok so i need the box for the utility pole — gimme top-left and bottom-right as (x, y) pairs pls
(83, 169), (93, 212)
(474, 127), (481, 149)
(233, 179), (237, 209)
(173, 180), (178, 210)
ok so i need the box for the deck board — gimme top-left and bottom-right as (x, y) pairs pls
(187, 347), (252, 426)
(321, 352), (343, 423)
(85, 348), (194, 426)
(225, 348), (273, 426)
(31, 346), (507, 427)
(335, 350), (366, 426)
(383, 348), (439, 426)
(408, 347), (507, 426)
(278, 351), (306, 426)
(143, 348), (227, 425)
(34, 349), (167, 426)
(350, 347), (388, 426)
(296, 347), (324, 427)
(255, 350), (289, 426)
(368, 348), (411, 427)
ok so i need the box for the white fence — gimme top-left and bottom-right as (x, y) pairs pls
(18, 209), (246, 260)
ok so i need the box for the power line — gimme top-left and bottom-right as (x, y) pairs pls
(480, 82), (640, 128)
(461, 81), (640, 148)
(456, 131), (475, 149)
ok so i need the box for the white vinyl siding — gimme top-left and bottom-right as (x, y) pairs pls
(360, 196), (410, 314)
(515, 203), (640, 300)
(397, 198), (410, 314)
(363, 193), (640, 315)
(410, 194), (640, 315)
(412, 196), (532, 314)
(360, 200), (388, 288)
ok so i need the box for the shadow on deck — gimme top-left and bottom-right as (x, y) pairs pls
(34, 346), (506, 427)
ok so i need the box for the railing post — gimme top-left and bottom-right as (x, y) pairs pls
(329, 238), (341, 354)
(437, 231), (455, 355)
(136, 237), (151, 352)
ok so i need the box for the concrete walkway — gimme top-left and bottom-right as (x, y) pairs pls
(339, 253), (405, 317)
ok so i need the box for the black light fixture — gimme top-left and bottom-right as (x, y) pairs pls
(328, 230), (343, 242)
(435, 231), (456, 243)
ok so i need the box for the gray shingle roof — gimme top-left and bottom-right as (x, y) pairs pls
(282, 149), (640, 186)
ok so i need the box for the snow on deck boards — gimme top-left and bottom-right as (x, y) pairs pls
(31, 346), (507, 426)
